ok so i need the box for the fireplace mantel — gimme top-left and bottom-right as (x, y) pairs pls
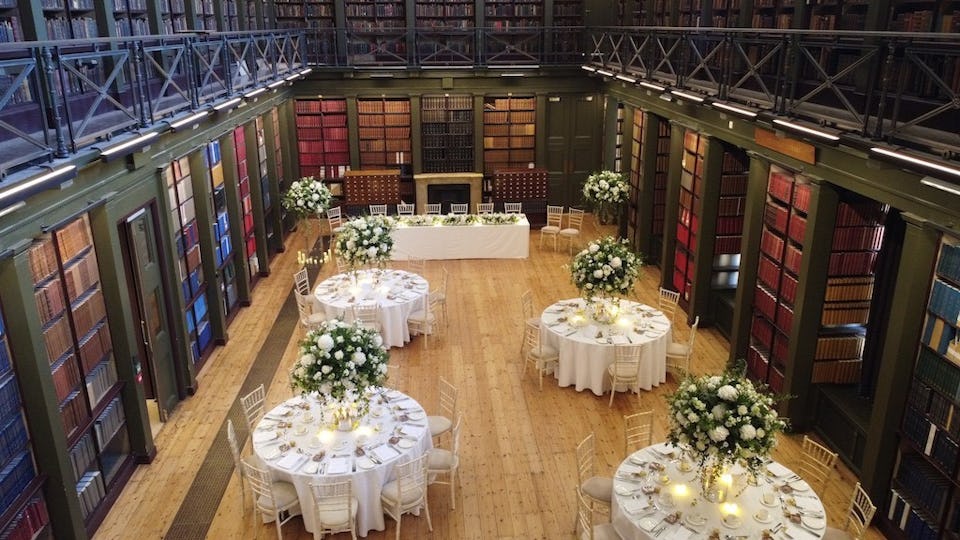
(413, 172), (483, 213)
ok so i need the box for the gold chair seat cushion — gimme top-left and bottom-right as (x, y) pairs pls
(257, 481), (299, 510)
(428, 415), (452, 436)
(580, 476), (613, 502)
(381, 481), (425, 506)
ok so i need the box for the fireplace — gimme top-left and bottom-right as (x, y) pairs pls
(413, 172), (483, 214)
(428, 184), (470, 213)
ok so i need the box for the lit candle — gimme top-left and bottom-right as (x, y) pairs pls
(356, 425), (373, 437)
(721, 503), (739, 517)
(672, 484), (689, 497)
(719, 473), (733, 488)
(317, 429), (335, 445)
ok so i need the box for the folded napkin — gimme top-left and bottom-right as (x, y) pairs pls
(276, 453), (307, 471)
(766, 462), (793, 478)
(252, 431), (278, 444)
(667, 525), (694, 540)
(621, 498), (651, 515)
(393, 398), (417, 410)
(373, 445), (401, 463)
(794, 496), (823, 513)
(326, 456), (352, 475)
(401, 424), (426, 438)
(551, 323), (571, 334)
(611, 335), (630, 345)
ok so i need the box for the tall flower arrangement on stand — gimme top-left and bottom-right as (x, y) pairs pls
(583, 170), (628, 225)
(334, 215), (396, 270)
(666, 364), (788, 501)
(289, 319), (389, 428)
(569, 236), (642, 323)
(281, 177), (332, 263)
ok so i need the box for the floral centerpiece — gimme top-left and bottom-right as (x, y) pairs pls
(480, 213), (522, 225)
(281, 177), (332, 262)
(397, 215), (439, 227)
(335, 215), (396, 270)
(290, 319), (389, 428)
(441, 213), (481, 226)
(666, 364), (788, 501)
(583, 170), (628, 224)
(569, 236), (641, 323)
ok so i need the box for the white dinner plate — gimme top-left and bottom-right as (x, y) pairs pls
(628, 455), (646, 466)
(638, 517), (659, 532)
(754, 511), (774, 524)
(261, 447), (281, 460)
(790, 480), (811, 492)
(407, 411), (426, 420)
(802, 516), (826, 530)
(397, 438), (414, 449)
(685, 513), (707, 527)
(301, 462), (319, 474)
(722, 515), (743, 529)
(614, 485), (633, 496)
(357, 457), (375, 470)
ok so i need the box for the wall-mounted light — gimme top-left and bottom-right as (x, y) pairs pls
(99, 131), (159, 161)
(921, 176), (960, 197)
(615, 74), (637, 83)
(639, 81), (666, 92)
(709, 101), (757, 119)
(244, 87), (266, 100)
(581, 65), (597, 73)
(0, 164), (78, 211)
(670, 89), (705, 103)
(267, 80), (287, 90)
(596, 69), (614, 77)
(498, 64), (539, 70)
(500, 72), (525, 77)
(772, 119), (839, 143)
(299, 68), (313, 76)
(369, 72), (395, 79)
(284, 73), (300, 82)
(213, 97), (242, 112)
(871, 147), (960, 182)
(0, 201), (25, 219)
(169, 110), (211, 131)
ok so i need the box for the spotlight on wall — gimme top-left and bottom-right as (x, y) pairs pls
(99, 131), (159, 161)
(771, 118), (840, 144)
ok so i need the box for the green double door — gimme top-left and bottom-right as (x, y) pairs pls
(545, 94), (603, 208)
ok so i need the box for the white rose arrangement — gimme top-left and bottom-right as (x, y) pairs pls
(583, 170), (628, 205)
(289, 319), (389, 410)
(281, 176), (333, 221)
(335, 215), (396, 269)
(666, 364), (788, 473)
(569, 236), (642, 300)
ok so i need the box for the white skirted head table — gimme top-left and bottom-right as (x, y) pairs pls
(313, 268), (428, 348)
(252, 389), (432, 537)
(540, 298), (672, 396)
(612, 443), (827, 540)
(390, 214), (530, 260)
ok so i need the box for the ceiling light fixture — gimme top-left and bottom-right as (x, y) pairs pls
(639, 81), (666, 92)
(581, 65), (597, 72)
(596, 69), (614, 77)
(99, 131), (159, 161)
(213, 97), (242, 112)
(615, 74), (636, 83)
(244, 87), (266, 99)
(0, 200), (25, 219)
(299, 68), (313, 76)
(921, 176), (960, 196)
(772, 119), (839, 143)
(710, 101), (757, 119)
(871, 147), (960, 181)
(670, 89), (704, 103)
(168, 110), (211, 131)
(267, 80), (287, 90)
(0, 164), (77, 207)
(284, 74), (300, 82)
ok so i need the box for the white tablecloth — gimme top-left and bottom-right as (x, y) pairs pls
(540, 298), (671, 396)
(314, 269), (428, 348)
(252, 389), (432, 537)
(612, 443), (827, 540)
(390, 217), (530, 260)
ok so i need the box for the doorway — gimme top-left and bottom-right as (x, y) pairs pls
(545, 94), (603, 207)
(120, 204), (179, 436)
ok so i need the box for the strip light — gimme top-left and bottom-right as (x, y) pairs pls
(500, 72), (525, 77)
(213, 97), (242, 112)
(0, 165), (77, 206)
(670, 90), (704, 103)
(596, 69), (614, 77)
(299, 68), (313, 76)
(100, 132), (158, 160)
(0, 200), (25, 219)
(921, 176), (960, 196)
(169, 110), (211, 131)
(711, 101), (757, 119)
(871, 147), (960, 181)
(615, 74), (637, 83)
(267, 80), (287, 90)
(244, 87), (266, 99)
(285, 73), (300, 82)
(639, 81), (665, 92)
(772, 119), (839, 142)
(581, 65), (597, 72)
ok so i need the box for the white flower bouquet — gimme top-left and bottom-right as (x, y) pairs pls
(569, 236), (642, 299)
(441, 214), (480, 226)
(335, 215), (396, 268)
(480, 213), (521, 225)
(666, 366), (788, 473)
(583, 170), (628, 205)
(281, 176), (333, 221)
(397, 215), (439, 227)
(290, 319), (389, 407)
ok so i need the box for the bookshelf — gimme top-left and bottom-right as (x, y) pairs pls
(193, 0), (217, 30)
(253, 116), (276, 254)
(27, 214), (131, 527)
(0, 1), (21, 43)
(232, 125), (259, 284)
(551, 0), (583, 54)
(0, 304), (51, 540)
(244, 0), (259, 30)
(221, 0), (239, 30)
(344, 0), (407, 63)
(482, 95), (536, 199)
(711, 0), (743, 27)
(113, 0), (148, 36)
(711, 145), (748, 292)
(747, 165), (807, 393)
(41, 0), (97, 40)
(889, 237), (960, 539)
(275, 0), (335, 63)
(751, 0), (795, 29)
(652, 0), (671, 25)
(357, 97), (412, 169)
(627, 108), (643, 251)
(422, 94), (474, 174)
(295, 98), (350, 201)
(415, 0), (474, 28)
(159, 0), (187, 33)
(811, 198), (886, 384)
(673, 129), (705, 308)
(888, 0), (960, 32)
(164, 156), (213, 367)
(484, 0), (543, 28)
(271, 107), (291, 233)
(613, 102), (624, 174)
(204, 141), (240, 320)
(678, 0), (703, 26)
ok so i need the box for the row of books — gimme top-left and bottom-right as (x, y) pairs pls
(423, 134), (472, 148)
(34, 278), (67, 327)
(483, 136), (535, 149)
(296, 99), (347, 114)
(93, 397), (124, 449)
(75, 469), (104, 520)
(85, 360), (117, 412)
(300, 164), (350, 180)
(895, 453), (952, 521)
(357, 114), (409, 128)
(0, 17), (22, 43)
(296, 113), (347, 129)
(816, 334), (864, 360)
(824, 276), (874, 302)
(485, 149), (535, 165)
(45, 16), (98, 39)
(359, 139), (411, 152)
(51, 357), (81, 403)
(62, 252), (100, 303)
(55, 216), (93, 265)
(72, 288), (107, 342)
(78, 322), (111, 375)
(42, 318), (72, 365)
(422, 95), (472, 109)
(358, 99), (410, 114)
(0, 373), (24, 432)
(911, 379), (960, 442)
(938, 242), (960, 284)
(888, 489), (938, 540)
(751, 13), (793, 28)
(414, 4), (473, 17)
(821, 301), (870, 326)
(0, 452), (35, 513)
(299, 152), (350, 167)
(276, 4), (334, 18)
(917, 346), (960, 403)
(114, 17), (148, 36)
(902, 407), (958, 475)
(0, 493), (49, 540)
(0, 336), (9, 377)
(159, 0), (186, 15)
(422, 110), (473, 124)
(929, 279), (960, 325)
(68, 432), (97, 486)
(60, 391), (89, 440)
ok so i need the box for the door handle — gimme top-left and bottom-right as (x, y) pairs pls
(140, 320), (153, 355)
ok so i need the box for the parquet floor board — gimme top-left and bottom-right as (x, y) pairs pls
(94, 217), (885, 540)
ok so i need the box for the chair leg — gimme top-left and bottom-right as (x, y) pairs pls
(394, 513), (402, 540)
(424, 497), (433, 532)
(450, 469), (457, 509)
(609, 380), (616, 407)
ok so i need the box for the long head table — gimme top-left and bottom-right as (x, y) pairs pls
(390, 215), (530, 260)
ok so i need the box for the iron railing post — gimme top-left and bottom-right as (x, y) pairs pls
(41, 46), (70, 158)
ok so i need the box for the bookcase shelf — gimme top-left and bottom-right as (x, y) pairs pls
(26, 214), (131, 529)
(673, 129), (704, 308)
(357, 97), (412, 170)
(751, 0), (795, 28)
(711, 0), (742, 27)
(345, 0), (406, 63)
(415, 0), (475, 28)
(253, 116), (276, 254)
(711, 145), (748, 292)
(483, 95), (536, 199)
(204, 140), (239, 319)
(271, 107), (292, 233)
(652, 116), (670, 264)
(159, 0), (187, 34)
(678, 0), (703, 26)
(627, 108), (643, 250)
(0, 304), (50, 540)
(613, 102), (624, 175)
(421, 94), (474, 174)
(113, 0), (148, 36)
(193, 0), (217, 31)
(232, 125), (260, 284)
(42, 0), (97, 39)
(296, 98), (351, 201)
(275, 0), (334, 62)
(165, 156), (213, 367)
(551, 0), (582, 53)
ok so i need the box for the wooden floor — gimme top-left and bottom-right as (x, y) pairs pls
(94, 218), (884, 540)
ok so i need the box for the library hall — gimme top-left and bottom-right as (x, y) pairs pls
(0, 2), (958, 540)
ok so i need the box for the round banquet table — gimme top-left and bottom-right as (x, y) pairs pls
(252, 389), (432, 537)
(313, 269), (429, 348)
(540, 298), (672, 396)
(612, 443), (827, 540)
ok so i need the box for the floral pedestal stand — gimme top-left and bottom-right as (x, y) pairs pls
(297, 217), (325, 267)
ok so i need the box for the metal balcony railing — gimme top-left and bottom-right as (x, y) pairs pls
(0, 30), (304, 178)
